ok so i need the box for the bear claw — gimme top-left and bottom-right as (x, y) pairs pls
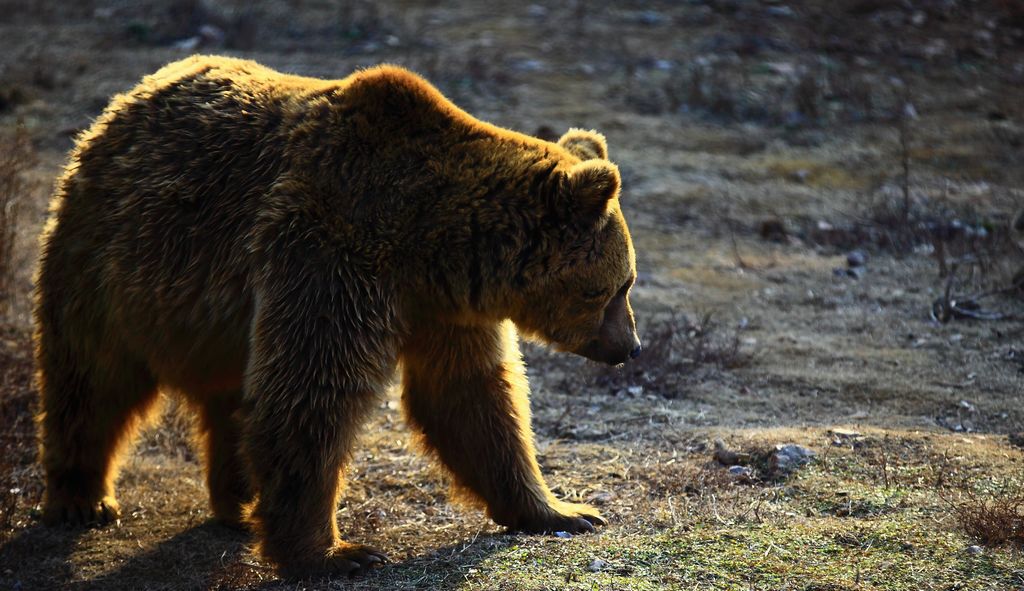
(513, 501), (607, 535)
(324, 543), (389, 577)
(277, 543), (388, 580)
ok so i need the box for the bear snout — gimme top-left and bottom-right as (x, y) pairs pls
(630, 343), (643, 359)
(575, 332), (642, 366)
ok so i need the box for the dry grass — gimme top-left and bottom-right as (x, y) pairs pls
(0, 125), (33, 318)
(950, 493), (1024, 547)
(0, 325), (40, 544)
(0, 127), (36, 542)
(590, 311), (752, 399)
(936, 465), (1024, 548)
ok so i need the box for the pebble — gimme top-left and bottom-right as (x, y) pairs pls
(966, 545), (983, 555)
(846, 250), (867, 268)
(770, 444), (816, 476)
(728, 465), (752, 477)
(554, 531), (572, 539)
(588, 559), (607, 572)
(766, 5), (795, 17)
(726, 465), (754, 484)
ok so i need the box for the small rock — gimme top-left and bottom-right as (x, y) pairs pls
(769, 444), (815, 476)
(727, 465), (753, 483)
(554, 531), (572, 539)
(198, 24), (225, 46)
(635, 10), (667, 26)
(766, 5), (795, 17)
(627, 385), (644, 397)
(512, 59), (545, 72)
(587, 490), (614, 505)
(846, 250), (867, 268)
(587, 559), (607, 572)
(958, 400), (977, 413)
(172, 36), (201, 50)
(966, 545), (983, 555)
(759, 218), (789, 242)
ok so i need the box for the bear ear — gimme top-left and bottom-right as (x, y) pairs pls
(558, 128), (608, 161)
(562, 160), (621, 220)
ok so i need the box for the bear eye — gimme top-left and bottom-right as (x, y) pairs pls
(582, 288), (609, 301)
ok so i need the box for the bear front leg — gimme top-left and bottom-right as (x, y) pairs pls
(401, 320), (605, 534)
(242, 224), (400, 578)
(244, 401), (388, 578)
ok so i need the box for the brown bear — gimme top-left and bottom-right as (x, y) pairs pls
(34, 55), (640, 578)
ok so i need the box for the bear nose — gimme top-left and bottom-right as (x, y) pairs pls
(630, 344), (642, 360)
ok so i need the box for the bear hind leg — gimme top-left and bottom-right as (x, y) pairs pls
(38, 339), (158, 527)
(196, 390), (253, 527)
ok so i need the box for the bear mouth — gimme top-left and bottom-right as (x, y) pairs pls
(573, 340), (633, 366)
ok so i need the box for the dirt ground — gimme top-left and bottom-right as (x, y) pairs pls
(1, 1), (1023, 590)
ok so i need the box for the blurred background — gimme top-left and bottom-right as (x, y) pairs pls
(1, 2), (1024, 589)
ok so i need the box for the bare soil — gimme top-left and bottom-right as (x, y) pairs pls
(1, 1), (1023, 589)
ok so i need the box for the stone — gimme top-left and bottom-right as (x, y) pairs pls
(769, 443), (815, 476)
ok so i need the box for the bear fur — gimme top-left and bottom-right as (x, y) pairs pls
(34, 55), (639, 578)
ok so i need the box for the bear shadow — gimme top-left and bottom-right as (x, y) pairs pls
(0, 523), (89, 589)
(3, 520), (515, 589)
(239, 532), (514, 591)
(0, 520), (248, 590)
(79, 520), (250, 589)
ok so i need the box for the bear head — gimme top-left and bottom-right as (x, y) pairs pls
(506, 129), (641, 366)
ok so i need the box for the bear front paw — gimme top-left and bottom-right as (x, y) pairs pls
(514, 501), (607, 535)
(42, 495), (120, 527)
(278, 542), (389, 579)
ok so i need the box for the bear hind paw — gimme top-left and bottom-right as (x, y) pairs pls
(42, 495), (121, 527)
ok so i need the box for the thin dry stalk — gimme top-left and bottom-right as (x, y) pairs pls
(949, 492), (1024, 547)
(591, 311), (752, 399)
